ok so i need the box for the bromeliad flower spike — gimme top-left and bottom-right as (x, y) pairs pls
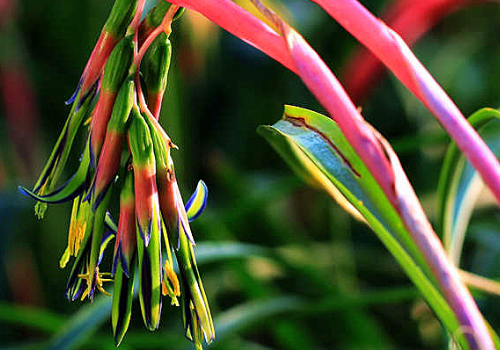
(19, 1), (214, 348)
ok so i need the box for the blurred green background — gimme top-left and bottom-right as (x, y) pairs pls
(2, 0), (500, 349)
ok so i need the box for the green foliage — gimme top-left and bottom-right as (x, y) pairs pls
(438, 108), (500, 265)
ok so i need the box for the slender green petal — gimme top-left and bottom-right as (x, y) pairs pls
(29, 96), (94, 218)
(87, 187), (114, 300)
(112, 255), (136, 346)
(136, 208), (163, 331)
(19, 138), (92, 204)
(177, 227), (215, 345)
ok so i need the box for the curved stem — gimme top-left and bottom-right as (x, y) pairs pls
(309, 0), (500, 213)
(342, 0), (495, 103)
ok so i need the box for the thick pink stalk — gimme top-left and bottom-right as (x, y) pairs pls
(162, 0), (494, 348)
(343, 0), (493, 103)
(309, 0), (500, 211)
(164, 0), (295, 72)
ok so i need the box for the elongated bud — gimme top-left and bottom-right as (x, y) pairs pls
(177, 228), (215, 346)
(113, 170), (137, 277)
(143, 115), (191, 245)
(72, 0), (138, 102)
(139, 2), (184, 42)
(128, 110), (160, 247)
(90, 36), (134, 161)
(90, 79), (135, 208)
(104, 0), (139, 38)
(112, 256), (136, 346)
(112, 173), (137, 346)
(142, 33), (172, 119)
(136, 208), (163, 331)
(100, 36), (135, 93)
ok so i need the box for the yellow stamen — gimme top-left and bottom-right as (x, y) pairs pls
(165, 259), (180, 296)
(78, 265), (113, 299)
(162, 259), (180, 306)
(59, 247), (71, 268)
(61, 199), (91, 269)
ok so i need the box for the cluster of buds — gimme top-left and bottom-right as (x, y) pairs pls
(19, 0), (214, 347)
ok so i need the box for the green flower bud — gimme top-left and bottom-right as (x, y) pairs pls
(128, 109), (155, 168)
(112, 255), (136, 346)
(104, 0), (139, 38)
(142, 33), (172, 95)
(101, 36), (135, 93)
(108, 78), (135, 131)
(145, 2), (184, 29)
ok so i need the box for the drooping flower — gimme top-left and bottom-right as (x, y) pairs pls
(19, 1), (214, 348)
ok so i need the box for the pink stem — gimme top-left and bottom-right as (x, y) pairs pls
(133, 5), (180, 71)
(164, 0), (296, 72)
(128, 0), (147, 39)
(343, 0), (494, 103)
(309, 0), (500, 210)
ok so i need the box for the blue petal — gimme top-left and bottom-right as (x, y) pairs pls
(98, 230), (115, 265)
(65, 78), (83, 105)
(185, 180), (208, 222)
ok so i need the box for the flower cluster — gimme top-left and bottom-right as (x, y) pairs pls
(19, 0), (214, 347)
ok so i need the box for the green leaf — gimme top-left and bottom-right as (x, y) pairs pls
(43, 296), (111, 350)
(437, 108), (500, 265)
(258, 105), (468, 349)
(194, 242), (270, 264)
(0, 303), (65, 334)
(214, 297), (303, 341)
